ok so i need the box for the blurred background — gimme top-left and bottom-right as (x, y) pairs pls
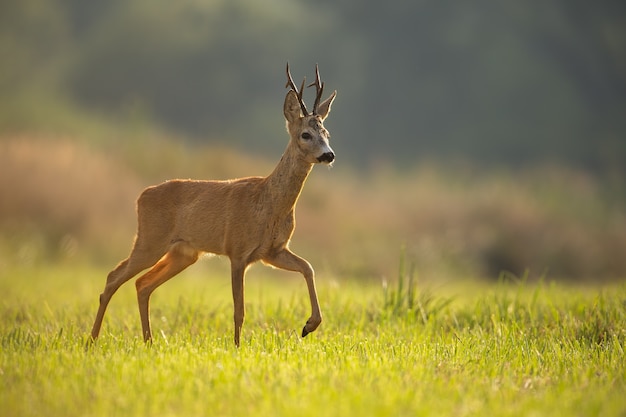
(1, 0), (625, 282)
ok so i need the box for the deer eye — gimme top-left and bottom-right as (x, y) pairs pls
(301, 132), (312, 140)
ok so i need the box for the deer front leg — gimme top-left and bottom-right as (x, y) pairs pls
(230, 261), (247, 347)
(263, 249), (322, 338)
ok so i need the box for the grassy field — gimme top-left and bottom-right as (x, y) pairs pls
(1, 261), (624, 417)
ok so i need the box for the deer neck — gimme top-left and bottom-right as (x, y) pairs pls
(264, 141), (313, 213)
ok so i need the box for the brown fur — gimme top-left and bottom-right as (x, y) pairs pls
(89, 77), (336, 347)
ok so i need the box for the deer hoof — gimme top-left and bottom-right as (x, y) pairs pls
(302, 326), (310, 338)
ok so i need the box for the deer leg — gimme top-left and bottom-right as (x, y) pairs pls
(263, 249), (322, 338)
(230, 261), (248, 347)
(135, 244), (198, 342)
(90, 248), (164, 340)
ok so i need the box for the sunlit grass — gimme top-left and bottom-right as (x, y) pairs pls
(1, 262), (624, 417)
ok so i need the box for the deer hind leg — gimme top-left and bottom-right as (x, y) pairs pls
(135, 242), (199, 342)
(90, 245), (166, 341)
(263, 249), (322, 338)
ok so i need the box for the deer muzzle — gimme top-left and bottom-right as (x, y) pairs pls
(317, 151), (335, 164)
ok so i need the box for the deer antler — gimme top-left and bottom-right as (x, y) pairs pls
(286, 62), (309, 116)
(308, 64), (325, 115)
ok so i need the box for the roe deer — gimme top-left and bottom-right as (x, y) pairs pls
(89, 64), (337, 347)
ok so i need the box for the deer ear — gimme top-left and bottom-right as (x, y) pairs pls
(316, 90), (336, 120)
(284, 90), (302, 123)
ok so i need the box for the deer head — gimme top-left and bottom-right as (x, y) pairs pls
(284, 63), (337, 165)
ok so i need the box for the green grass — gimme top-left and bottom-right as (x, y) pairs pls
(0, 262), (625, 417)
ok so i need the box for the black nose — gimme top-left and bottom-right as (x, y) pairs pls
(317, 152), (335, 163)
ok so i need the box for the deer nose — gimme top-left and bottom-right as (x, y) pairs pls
(317, 151), (335, 164)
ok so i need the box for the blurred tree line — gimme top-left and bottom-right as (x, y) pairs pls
(2, 0), (625, 172)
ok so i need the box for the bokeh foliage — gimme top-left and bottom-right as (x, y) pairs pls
(1, 1), (625, 281)
(1, 0), (625, 169)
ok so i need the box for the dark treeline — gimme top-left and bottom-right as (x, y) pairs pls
(2, 0), (625, 171)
